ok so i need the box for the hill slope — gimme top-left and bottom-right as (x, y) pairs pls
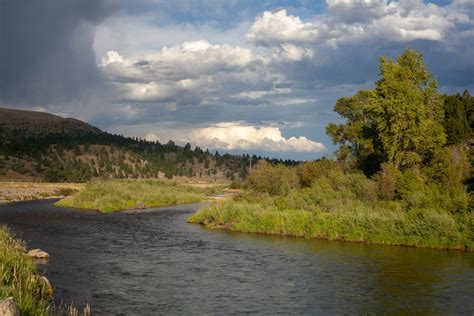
(0, 108), (260, 182)
(0, 108), (101, 140)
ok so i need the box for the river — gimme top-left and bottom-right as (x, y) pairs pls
(0, 199), (473, 315)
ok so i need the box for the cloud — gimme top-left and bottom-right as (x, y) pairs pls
(0, 0), (113, 108)
(96, 1), (472, 114)
(144, 122), (326, 152)
(99, 41), (256, 103)
(101, 40), (253, 79)
(233, 88), (292, 99)
(93, 15), (251, 57)
(245, 10), (322, 46)
(246, 2), (470, 49)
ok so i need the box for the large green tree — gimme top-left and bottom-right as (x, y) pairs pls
(327, 48), (446, 175)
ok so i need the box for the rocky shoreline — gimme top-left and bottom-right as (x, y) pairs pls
(0, 182), (83, 204)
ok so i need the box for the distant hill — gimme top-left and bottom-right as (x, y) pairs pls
(0, 107), (296, 182)
(0, 108), (101, 140)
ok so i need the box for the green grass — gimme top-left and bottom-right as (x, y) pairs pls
(55, 179), (216, 213)
(188, 198), (474, 251)
(0, 227), (51, 315)
(188, 164), (474, 251)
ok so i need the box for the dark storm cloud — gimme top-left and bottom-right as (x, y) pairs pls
(0, 0), (114, 107)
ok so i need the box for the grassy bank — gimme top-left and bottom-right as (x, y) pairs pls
(189, 200), (473, 250)
(0, 227), (51, 315)
(188, 162), (474, 251)
(56, 179), (223, 212)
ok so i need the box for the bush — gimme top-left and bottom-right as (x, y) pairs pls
(54, 188), (78, 196)
(296, 159), (341, 187)
(396, 169), (426, 201)
(229, 179), (243, 189)
(373, 163), (399, 200)
(246, 161), (299, 196)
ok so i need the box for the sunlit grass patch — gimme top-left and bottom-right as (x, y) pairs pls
(56, 179), (220, 212)
(188, 199), (474, 251)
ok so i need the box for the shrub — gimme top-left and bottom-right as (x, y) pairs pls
(396, 169), (426, 201)
(373, 163), (399, 200)
(246, 161), (299, 196)
(229, 179), (243, 189)
(296, 160), (341, 187)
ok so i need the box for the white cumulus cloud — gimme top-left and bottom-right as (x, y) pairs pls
(246, 1), (471, 48)
(144, 122), (326, 152)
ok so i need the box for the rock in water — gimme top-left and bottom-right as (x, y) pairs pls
(27, 248), (50, 259)
(0, 297), (19, 316)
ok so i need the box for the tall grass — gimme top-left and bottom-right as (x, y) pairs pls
(188, 163), (474, 251)
(0, 226), (51, 315)
(188, 200), (473, 250)
(55, 180), (214, 213)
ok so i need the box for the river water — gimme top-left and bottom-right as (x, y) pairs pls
(0, 199), (473, 315)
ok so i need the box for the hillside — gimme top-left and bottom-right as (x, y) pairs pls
(0, 108), (101, 139)
(0, 108), (279, 182)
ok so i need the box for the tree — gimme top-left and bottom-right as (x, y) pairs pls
(327, 48), (446, 175)
(326, 90), (382, 174)
(443, 94), (470, 144)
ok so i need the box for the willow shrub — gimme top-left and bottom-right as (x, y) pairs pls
(246, 161), (299, 196)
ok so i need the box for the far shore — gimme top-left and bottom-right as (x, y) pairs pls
(0, 178), (232, 205)
(0, 182), (83, 204)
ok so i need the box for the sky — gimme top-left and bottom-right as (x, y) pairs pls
(1, 0), (474, 160)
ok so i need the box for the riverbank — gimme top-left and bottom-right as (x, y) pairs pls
(56, 179), (226, 212)
(189, 199), (473, 251)
(0, 227), (51, 314)
(0, 182), (82, 204)
(188, 161), (473, 251)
